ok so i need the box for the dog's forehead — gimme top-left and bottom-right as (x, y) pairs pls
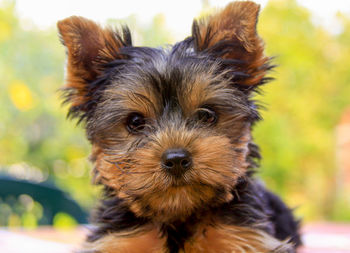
(106, 45), (229, 116)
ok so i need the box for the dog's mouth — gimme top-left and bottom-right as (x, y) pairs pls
(165, 166), (203, 188)
(165, 168), (214, 190)
(168, 176), (190, 187)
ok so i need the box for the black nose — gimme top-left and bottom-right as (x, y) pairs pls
(161, 148), (192, 176)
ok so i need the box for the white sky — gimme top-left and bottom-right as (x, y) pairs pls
(6, 0), (350, 39)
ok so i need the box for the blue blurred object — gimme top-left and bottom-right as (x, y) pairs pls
(0, 174), (88, 225)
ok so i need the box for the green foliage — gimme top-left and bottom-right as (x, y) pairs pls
(256, 0), (350, 220)
(0, 0), (349, 226)
(0, 195), (43, 227)
(53, 212), (78, 229)
(0, 1), (95, 213)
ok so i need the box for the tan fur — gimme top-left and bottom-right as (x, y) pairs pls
(92, 126), (249, 221)
(90, 123), (251, 222)
(197, 2), (260, 52)
(83, 228), (166, 253)
(104, 82), (161, 119)
(178, 67), (231, 116)
(82, 224), (292, 253)
(57, 16), (124, 108)
(184, 224), (292, 253)
(194, 1), (269, 86)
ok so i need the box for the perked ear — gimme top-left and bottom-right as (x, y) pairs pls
(192, 1), (271, 88)
(57, 16), (132, 117)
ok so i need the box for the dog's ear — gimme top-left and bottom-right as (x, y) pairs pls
(57, 16), (132, 118)
(192, 1), (271, 88)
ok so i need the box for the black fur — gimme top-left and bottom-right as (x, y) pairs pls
(59, 8), (301, 252)
(88, 179), (301, 252)
(75, 34), (302, 253)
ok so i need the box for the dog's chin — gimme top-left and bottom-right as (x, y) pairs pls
(126, 177), (234, 223)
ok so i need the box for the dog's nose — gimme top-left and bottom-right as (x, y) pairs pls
(161, 148), (192, 175)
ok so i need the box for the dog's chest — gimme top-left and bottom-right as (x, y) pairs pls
(85, 224), (291, 253)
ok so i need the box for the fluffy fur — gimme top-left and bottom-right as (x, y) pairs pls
(58, 1), (301, 252)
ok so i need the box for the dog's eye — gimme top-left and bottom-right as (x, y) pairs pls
(197, 107), (217, 125)
(126, 113), (145, 133)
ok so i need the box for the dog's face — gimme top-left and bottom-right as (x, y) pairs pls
(58, 1), (270, 222)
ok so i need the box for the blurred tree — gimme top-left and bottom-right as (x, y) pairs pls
(256, 0), (350, 220)
(0, 1), (95, 223)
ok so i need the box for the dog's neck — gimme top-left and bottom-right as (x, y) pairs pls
(88, 175), (273, 250)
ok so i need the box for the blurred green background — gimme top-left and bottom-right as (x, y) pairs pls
(1, 0), (350, 228)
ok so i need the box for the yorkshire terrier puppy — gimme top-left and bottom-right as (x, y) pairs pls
(58, 1), (301, 252)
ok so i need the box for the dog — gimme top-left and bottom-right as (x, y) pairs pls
(57, 1), (301, 252)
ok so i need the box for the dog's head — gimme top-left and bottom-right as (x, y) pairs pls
(58, 1), (271, 222)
